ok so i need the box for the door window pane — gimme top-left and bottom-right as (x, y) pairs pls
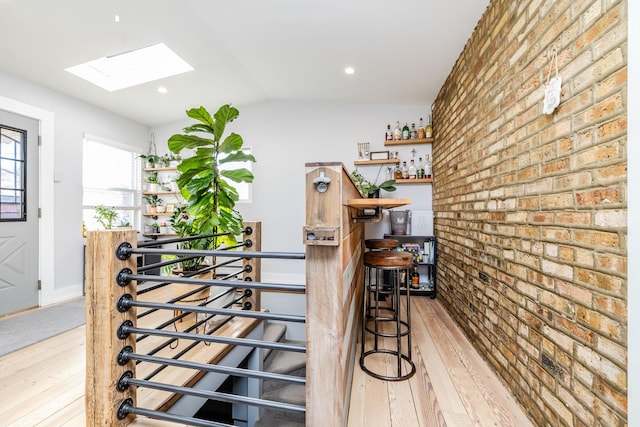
(0, 126), (26, 221)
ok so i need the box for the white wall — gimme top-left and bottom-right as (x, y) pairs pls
(0, 70), (149, 304)
(153, 100), (432, 283)
(627, 1), (638, 424)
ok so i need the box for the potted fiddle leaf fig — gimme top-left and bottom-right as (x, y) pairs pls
(168, 104), (256, 250)
(167, 104), (256, 325)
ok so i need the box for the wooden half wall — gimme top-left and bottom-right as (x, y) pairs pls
(304, 162), (364, 426)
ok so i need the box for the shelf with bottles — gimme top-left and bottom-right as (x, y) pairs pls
(384, 137), (434, 146)
(384, 234), (436, 298)
(395, 177), (433, 184)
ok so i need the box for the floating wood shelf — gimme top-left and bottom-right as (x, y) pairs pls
(346, 198), (412, 223)
(354, 158), (400, 166)
(395, 178), (433, 184)
(384, 137), (434, 146)
(143, 166), (178, 172)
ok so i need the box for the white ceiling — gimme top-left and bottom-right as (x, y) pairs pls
(0, 0), (489, 127)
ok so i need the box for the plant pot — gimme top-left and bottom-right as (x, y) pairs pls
(149, 206), (158, 214)
(172, 269), (235, 330)
(143, 225), (153, 234)
(156, 205), (166, 213)
(148, 183), (160, 192)
(159, 226), (169, 234)
(368, 189), (380, 198)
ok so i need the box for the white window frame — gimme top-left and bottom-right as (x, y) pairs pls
(82, 133), (142, 230)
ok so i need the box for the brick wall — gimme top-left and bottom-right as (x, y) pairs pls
(432, 1), (627, 425)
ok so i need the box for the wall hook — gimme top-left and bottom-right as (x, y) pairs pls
(313, 169), (331, 193)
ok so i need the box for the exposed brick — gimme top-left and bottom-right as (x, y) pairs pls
(432, 0), (627, 424)
(575, 186), (621, 206)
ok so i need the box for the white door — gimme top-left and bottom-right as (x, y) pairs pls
(0, 110), (39, 316)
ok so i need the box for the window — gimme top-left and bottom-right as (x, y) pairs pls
(0, 125), (26, 221)
(220, 147), (253, 202)
(82, 135), (141, 230)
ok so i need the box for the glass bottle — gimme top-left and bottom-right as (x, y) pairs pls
(411, 264), (420, 289)
(394, 121), (402, 140)
(401, 161), (409, 179)
(417, 157), (425, 179)
(394, 163), (403, 180)
(402, 123), (410, 140)
(408, 159), (417, 179)
(385, 166), (393, 181)
(385, 124), (393, 141)
(410, 123), (418, 139)
(424, 154), (432, 179)
(418, 117), (425, 139)
(425, 115), (433, 138)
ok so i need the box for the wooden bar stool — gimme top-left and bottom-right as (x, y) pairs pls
(365, 238), (398, 251)
(364, 238), (398, 316)
(360, 250), (416, 381)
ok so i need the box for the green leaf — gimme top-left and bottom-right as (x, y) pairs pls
(219, 133), (243, 153)
(219, 151), (256, 164)
(186, 106), (214, 127)
(222, 168), (254, 183)
(168, 134), (214, 153)
(212, 104), (239, 141)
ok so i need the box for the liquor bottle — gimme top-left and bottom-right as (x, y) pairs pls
(424, 154), (432, 179)
(394, 163), (403, 180)
(394, 121), (402, 140)
(418, 117), (426, 139)
(401, 161), (409, 179)
(408, 159), (417, 179)
(410, 123), (418, 139)
(402, 123), (410, 140)
(385, 166), (393, 181)
(417, 157), (425, 179)
(425, 115), (433, 138)
(411, 264), (420, 289)
(385, 124), (393, 141)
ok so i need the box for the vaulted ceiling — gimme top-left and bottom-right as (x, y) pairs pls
(0, 0), (489, 126)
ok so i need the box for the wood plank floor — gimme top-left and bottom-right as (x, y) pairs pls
(0, 298), (533, 426)
(348, 297), (534, 427)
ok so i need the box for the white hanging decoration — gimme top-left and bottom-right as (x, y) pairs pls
(543, 49), (562, 115)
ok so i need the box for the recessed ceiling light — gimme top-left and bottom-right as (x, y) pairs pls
(157, 86), (168, 94)
(65, 43), (193, 92)
(345, 66), (355, 75)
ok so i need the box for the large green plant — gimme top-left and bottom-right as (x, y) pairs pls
(168, 104), (256, 250)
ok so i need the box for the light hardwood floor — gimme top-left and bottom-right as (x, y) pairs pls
(0, 298), (533, 426)
(348, 297), (534, 427)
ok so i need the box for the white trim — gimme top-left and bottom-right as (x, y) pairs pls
(627, 1), (638, 424)
(0, 96), (55, 306)
(82, 132), (142, 154)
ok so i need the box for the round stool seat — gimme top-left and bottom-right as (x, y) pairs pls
(365, 238), (398, 250)
(360, 249), (415, 381)
(364, 250), (413, 268)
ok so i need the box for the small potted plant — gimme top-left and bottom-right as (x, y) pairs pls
(159, 221), (169, 234)
(94, 205), (118, 229)
(143, 195), (163, 214)
(140, 154), (160, 169)
(350, 168), (396, 198)
(147, 171), (160, 192)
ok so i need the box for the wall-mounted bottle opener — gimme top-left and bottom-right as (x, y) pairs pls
(313, 170), (331, 193)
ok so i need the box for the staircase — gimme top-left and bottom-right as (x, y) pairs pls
(194, 321), (306, 426)
(255, 322), (306, 427)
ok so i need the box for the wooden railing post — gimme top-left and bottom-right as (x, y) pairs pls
(243, 221), (261, 310)
(85, 229), (138, 426)
(304, 163), (365, 426)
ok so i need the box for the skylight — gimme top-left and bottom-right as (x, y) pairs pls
(65, 43), (193, 92)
